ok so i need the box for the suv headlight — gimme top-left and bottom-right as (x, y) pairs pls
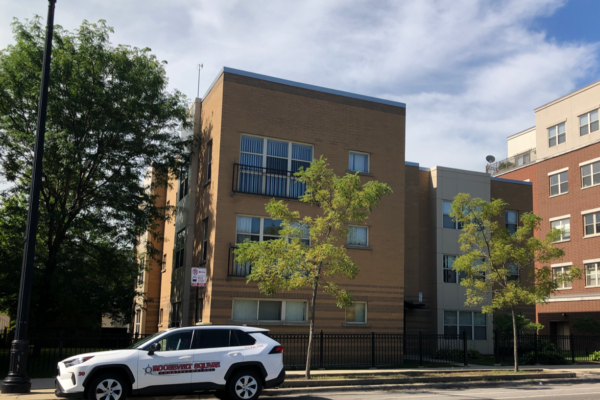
(63, 356), (94, 368)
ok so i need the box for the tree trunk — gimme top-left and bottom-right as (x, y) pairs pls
(511, 305), (519, 372)
(305, 276), (320, 380)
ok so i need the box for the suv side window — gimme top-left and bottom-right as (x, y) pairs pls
(193, 329), (231, 349)
(232, 330), (256, 346)
(154, 330), (193, 352)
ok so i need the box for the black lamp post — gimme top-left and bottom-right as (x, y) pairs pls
(0, 0), (57, 394)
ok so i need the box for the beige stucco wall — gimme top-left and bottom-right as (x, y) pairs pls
(507, 127), (536, 157)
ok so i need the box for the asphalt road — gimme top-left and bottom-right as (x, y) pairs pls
(264, 383), (600, 400)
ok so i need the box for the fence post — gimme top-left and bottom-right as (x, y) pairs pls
(58, 331), (64, 361)
(319, 330), (324, 369)
(534, 332), (538, 365)
(570, 334), (575, 364)
(418, 331), (423, 367)
(371, 332), (376, 368)
(463, 331), (468, 366)
(494, 330), (500, 365)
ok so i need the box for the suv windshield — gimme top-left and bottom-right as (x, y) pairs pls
(127, 331), (168, 349)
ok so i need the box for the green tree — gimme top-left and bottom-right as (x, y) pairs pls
(0, 17), (194, 329)
(449, 194), (581, 371)
(572, 317), (600, 335)
(493, 313), (543, 334)
(235, 158), (391, 379)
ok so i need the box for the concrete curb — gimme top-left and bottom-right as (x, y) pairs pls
(285, 368), (545, 378)
(262, 373), (581, 396)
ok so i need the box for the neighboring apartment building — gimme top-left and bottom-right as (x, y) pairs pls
(490, 78), (600, 335)
(0, 314), (9, 332)
(403, 163), (534, 352)
(135, 67), (534, 349)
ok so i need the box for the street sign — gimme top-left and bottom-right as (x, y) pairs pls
(191, 267), (206, 287)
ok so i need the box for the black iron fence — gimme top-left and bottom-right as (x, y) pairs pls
(494, 331), (600, 364)
(232, 163), (307, 199)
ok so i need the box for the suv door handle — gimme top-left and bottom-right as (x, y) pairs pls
(228, 351), (241, 356)
(179, 356), (192, 360)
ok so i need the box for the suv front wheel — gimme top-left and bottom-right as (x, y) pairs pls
(226, 369), (263, 400)
(87, 372), (129, 400)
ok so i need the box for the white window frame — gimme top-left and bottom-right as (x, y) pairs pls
(579, 108), (599, 136)
(443, 310), (487, 341)
(548, 169), (568, 197)
(583, 211), (600, 237)
(347, 225), (369, 247)
(345, 302), (368, 324)
(585, 261), (600, 288)
(549, 216), (570, 242)
(552, 263), (573, 290)
(580, 159), (600, 189)
(348, 151), (370, 173)
(548, 122), (566, 148)
(231, 299), (308, 323)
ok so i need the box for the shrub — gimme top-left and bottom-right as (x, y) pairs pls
(432, 348), (463, 361)
(520, 350), (567, 365)
(467, 349), (483, 359)
(590, 351), (600, 361)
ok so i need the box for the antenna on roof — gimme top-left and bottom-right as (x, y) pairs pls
(196, 64), (204, 98)
(486, 155), (495, 163)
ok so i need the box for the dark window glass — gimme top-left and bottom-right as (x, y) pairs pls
(154, 330), (193, 352)
(232, 330), (256, 346)
(195, 329), (231, 349)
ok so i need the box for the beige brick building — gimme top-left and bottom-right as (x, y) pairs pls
(136, 68), (533, 351)
(492, 78), (600, 335)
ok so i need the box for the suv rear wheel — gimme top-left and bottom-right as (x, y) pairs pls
(226, 369), (262, 400)
(87, 372), (129, 400)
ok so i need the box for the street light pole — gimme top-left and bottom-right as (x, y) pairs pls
(0, 0), (57, 394)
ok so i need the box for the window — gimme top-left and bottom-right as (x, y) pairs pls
(550, 218), (570, 241)
(347, 226), (368, 247)
(443, 255), (457, 283)
(232, 299), (307, 322)
(443, 201), (461, 229)
(443, 311), (486, 340)
(581, 161), (600, 188)
(162, 254), (167, 272)
(178, 170), (188, 201)
(515, 152), (530, 167)
(585, 263), (600, 287)
(584, 212), (600, 236)
(507, 263), (519, 282)
(137, 271), (144, 287)
(349, 152), (369, 173)
(549, 171), (568, 196)
(345, 302), (367, 324)
(201, 218), (208, 262)
(170, 302), (182, 327)
(548, 122), (566, 147)
(239, 135), (313, 198)
(553, 266), (572, 289)
(174, 228), (186, 269)
(153, 330), (193, 352)
(159, 308), (163, 325)
(206, 141), (213, 182)
(135, 310), (141, 334)
(579, 109), (599, 136)
(235, 216), (283, 276)
(506, 210), (518, 234)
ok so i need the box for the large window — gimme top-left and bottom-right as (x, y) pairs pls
(506, 210), (518, 234)
(349, 152), (369, 173)
(174, 228), (186, 269)
(579, 109), (599, 136)
(553, 265), (572, 289)
(584, 212), (600, 237)
(550, 217), (570, 241)
(581, 161), (600, 188)
(443, 311), (486, 340)
(443, 201), (462, 229)
(235, 216), (282, 276)
(232, 299), (307, 322)
(238, 135), (313, 198)
(548, 122), (566, 147)
(345, 302), (367, 324)
(347, 226), (368, 247)
(585, 262), (600, 287)
(549, 171), (568, 196)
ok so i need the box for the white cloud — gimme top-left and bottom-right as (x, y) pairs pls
(1, 0), (598, 172)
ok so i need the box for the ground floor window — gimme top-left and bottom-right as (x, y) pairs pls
(443, 310), (486, 340)
(345, 302), (367, 324)
(232, 299), (307, 322)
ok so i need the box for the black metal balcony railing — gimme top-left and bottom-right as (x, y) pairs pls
(232, 163), (307, 199)
(486, 148), (536, 176)
(228, 243), (252, 278)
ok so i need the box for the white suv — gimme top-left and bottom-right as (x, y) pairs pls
(55, 326), (285, 400)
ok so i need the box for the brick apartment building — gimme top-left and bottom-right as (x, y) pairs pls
(490, 78), (600, 335)
(135, 67), (533, 352)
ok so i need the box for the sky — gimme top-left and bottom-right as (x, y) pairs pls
(1, 0), (600, 173)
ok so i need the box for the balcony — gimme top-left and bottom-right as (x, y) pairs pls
(232, 163), (307, 199)
(227, 243), (252, 278)
(486, 148), (536, 176)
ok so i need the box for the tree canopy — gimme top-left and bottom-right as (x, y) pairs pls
(0, 17), (193, 329)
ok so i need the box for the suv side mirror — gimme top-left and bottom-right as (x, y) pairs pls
(147, 342), (160, 355)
